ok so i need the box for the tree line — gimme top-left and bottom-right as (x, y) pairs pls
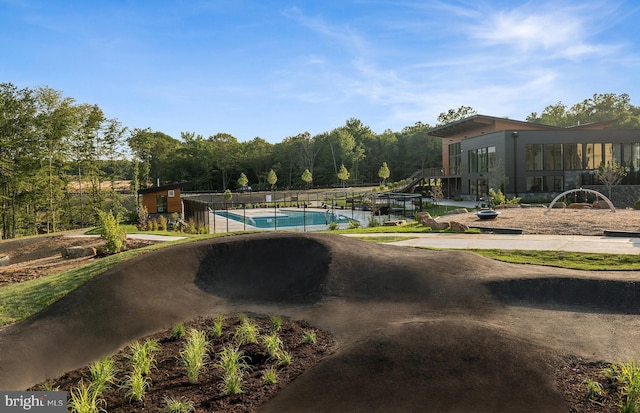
(2, 80), (639, 239)
(0, 82), (442, 238)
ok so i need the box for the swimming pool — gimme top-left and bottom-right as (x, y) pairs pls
(215, 208), (355, 229)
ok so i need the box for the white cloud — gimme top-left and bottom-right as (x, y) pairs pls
(466, 1), (623, 59)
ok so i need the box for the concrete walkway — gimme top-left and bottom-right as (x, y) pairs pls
(344, 233), (640, 254)
(64, 233), (187, 242)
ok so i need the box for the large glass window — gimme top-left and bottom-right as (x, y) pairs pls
(526, 176), (544, 192)
(488, 146), (496, 171)
(526, 176), (563, 192)
(526, 144), (543, 170)
(544, 144), (562, 170)
(157, 195), (168, 213)
(564, 144), (583, 170)
(545, 176), (563, 192)
(584, 143), (603, 169)
(478, 147), (487, 172)
(604, 143), (622, 165)
(448, 142), (461, 175)
(468, 150), (478, 173)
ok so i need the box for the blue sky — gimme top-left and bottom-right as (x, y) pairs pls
(1, 0), (639, 143)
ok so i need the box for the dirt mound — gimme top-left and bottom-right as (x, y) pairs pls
(260, 319), (567, 413)
(1, 232), (639, 411)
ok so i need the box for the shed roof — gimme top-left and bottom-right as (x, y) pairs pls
(137, 182), (192, 195)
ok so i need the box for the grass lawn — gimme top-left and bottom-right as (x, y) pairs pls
(468, 249), (640, 271)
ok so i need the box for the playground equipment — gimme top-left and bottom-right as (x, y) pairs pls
(545, 188), (615, 214)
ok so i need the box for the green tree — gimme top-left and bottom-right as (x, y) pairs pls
(378, 162), (390, 184)
(267, 169), (277, 190)
(96, 209), (127, 253)
(128, 128), (154, 189)
(337, 164), (350, 187)
(301, 168), (313, 188)
(596, 161), (627, 199)
(437, 106), (477, 125)
(36, 86), (78, 233)
(237, 172), (249, 188)
(526, 93), (640, 128)
(0, 83), (39, 238)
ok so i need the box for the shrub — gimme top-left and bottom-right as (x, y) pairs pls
(163, 396), (195, 413)
(171, 323), (186, 340)
(215, 345), (251, 395)
(270, 316), (282, 332)
(262, 333), (284, 360)
(180, 329), (210, 384)
(349, 220), (360, 229)
(619, 361), (640, 405)
(88, 356), (116, 397)
(234, 319), (259, 345)
(368, 216), (380, 227)
(148, 219), (158, 231)
(157, 215), (168, 231)
(123, 368), (150, 402)
(328, 222), (338, 230)
(215, 345), (251, 377)
(68, 379), (103, 413)
(262, 367), (278, 385)
(489, 189), (506, 206)
(302, 330), (317, 344)
(126, 339), (159, 376)
(634, 199), (640, 210)
(96, 209), (127, 253)
(209, 316), (224, 339)
(583, 378), (604, 399)
(218, 371), (243, 396)
(277, 350), (292, 366)
(188, 218), (196, 234)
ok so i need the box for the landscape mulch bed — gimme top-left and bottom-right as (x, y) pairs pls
(31, 314), (335, 413)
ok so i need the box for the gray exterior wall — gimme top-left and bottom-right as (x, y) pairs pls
(457, 129), (640, 206)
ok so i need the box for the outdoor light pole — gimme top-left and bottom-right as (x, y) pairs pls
(512, 131), (519, 197)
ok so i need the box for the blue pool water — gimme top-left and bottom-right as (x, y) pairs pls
(216, 209), (355, 228)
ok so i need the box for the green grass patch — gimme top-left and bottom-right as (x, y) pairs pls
(467, 249), (640, 271)
(0, 232), (247, 326)
(331, 221), (480, 235)
(353, 236), (419, 243)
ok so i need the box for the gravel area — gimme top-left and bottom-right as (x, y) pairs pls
(440, 206), (640, 236)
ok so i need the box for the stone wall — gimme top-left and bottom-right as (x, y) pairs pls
(583, 185), (640, 208)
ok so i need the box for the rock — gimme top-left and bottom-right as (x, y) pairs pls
(416, 212), (432, 225)
(423, 218), (449, 231)
(0, 255), (9, 266)
(62, 246), (97, 259)
(444, 208), (468, 215)
(383, 220), (407, 226)
(568, 203), (591, 209)
(449, 221), (469, 232)
(592, 200), (610, 209)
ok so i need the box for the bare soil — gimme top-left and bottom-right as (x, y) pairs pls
(30, 314), (335, 413)
(0, 234), (155, 286)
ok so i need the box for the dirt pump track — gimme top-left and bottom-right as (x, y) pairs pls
(2, 232), (640, 412)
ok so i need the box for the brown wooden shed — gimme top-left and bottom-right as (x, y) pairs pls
(138, 182), (191, 215)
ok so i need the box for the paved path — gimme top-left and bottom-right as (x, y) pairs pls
(64, 233), (187, 242)
(344, 233), (640, 254)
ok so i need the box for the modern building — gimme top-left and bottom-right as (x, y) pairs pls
(426, 115), (640, 205)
